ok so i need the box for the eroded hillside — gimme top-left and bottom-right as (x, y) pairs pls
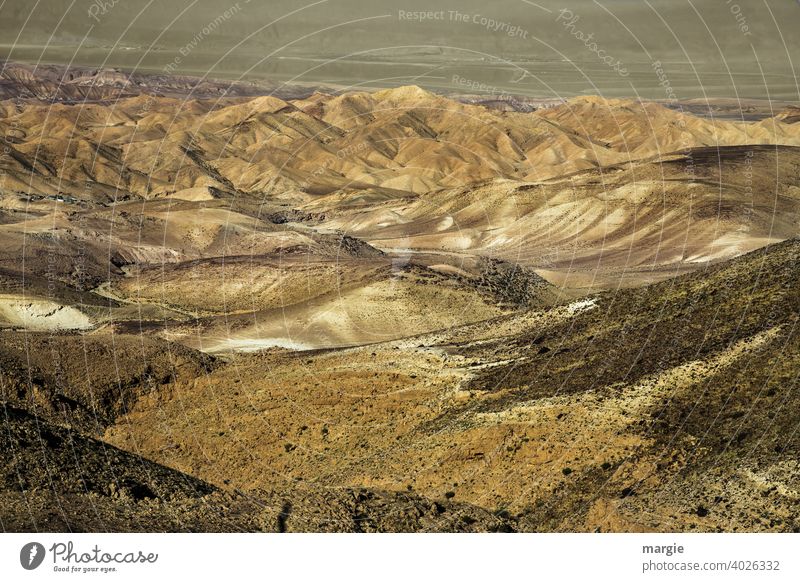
(1, 82), (799, 532)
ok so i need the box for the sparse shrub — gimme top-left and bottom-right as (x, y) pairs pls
(494, 508), (511, 519)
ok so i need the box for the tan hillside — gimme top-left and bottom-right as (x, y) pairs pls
(1, 78), (800, 533)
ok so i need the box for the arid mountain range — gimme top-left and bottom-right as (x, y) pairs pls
(1, 67), (799, 531)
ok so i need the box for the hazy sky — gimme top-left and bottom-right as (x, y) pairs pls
(1, 0), (799, 99)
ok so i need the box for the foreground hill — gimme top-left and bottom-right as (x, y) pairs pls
(1, 212), (797, 533)
(0, 332), (516, 532)
(1, 405), (515, 532)
(95, 239), (800, 532)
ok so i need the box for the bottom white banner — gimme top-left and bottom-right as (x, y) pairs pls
(1, 533), (796, 581)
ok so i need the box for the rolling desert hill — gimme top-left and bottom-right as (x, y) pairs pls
(1, 85), (799, 341)
(1, 75), (799, 532)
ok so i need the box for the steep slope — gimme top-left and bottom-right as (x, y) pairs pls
(0, 332), (214, 434)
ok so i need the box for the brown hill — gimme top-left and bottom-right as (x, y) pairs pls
(1, 81), (799, 532)
(102, 238), (800, 532)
